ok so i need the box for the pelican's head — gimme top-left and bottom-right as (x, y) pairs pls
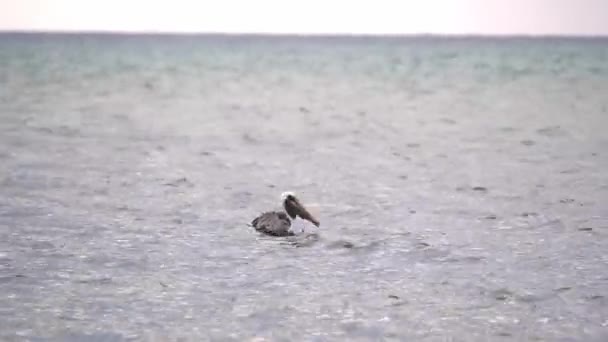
(280, 191), (295, 202)
(280, 191), (320, 227)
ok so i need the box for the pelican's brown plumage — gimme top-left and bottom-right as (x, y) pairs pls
(251, 192), (320, 237)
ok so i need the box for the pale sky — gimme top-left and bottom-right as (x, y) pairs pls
(1, 0), (607, 35)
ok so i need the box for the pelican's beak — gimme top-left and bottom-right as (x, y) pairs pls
(286, 197), (320, 227)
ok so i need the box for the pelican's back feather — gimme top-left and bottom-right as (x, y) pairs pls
(251, 211), (293, 237)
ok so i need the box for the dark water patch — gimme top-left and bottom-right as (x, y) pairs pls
(74, 276), (113, 285)
(484, 214), (497, 220)
(242, 133), (259, 143)
(537, 125), (568, 137)
(406, 143), (420, 148)
(387, 294), (408, 307)
(30, 241), (56, 250)
(516, 292), (555, 304)
(521, 139), (535, 146)
(585, 294), (604, 301)
(559, 168), (580, 174)
(415, 242), (430, 249)
(342, 240), (385, 253)
(326, 240), (355, 249)
(391, 151), (411, 161)
(443, 255), (486, 263)
(492, 288), (514, 301)
(110, 113), (130, 122)
(389, 232), (412, 239)
(517, 156), (548, 164)
(163, 177), (194, 187)
(496, 331), (513, 337)
(403, 244), (452, 262)
(0, 274), (27, 283)
(2, 171), (70, 190)
(29, 125), (82, 137)
(521, 212), (539, 217)
(499, 127), (518, 133)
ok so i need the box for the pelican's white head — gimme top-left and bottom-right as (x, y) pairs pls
(280, 191), (296, 203)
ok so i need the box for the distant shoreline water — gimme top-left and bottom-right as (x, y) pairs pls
(1, 30), (607, 40)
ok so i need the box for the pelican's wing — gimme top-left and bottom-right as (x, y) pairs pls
(251, 211), (293, 236)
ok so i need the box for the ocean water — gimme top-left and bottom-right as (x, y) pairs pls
(1, 33), (607, 341)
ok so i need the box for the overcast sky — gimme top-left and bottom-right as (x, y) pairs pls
(1, 0), (607, 35)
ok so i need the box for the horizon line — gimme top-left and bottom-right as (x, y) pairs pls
(1, 29), (607, 39)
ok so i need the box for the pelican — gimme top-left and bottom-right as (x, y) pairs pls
(251, 192), (320, 236)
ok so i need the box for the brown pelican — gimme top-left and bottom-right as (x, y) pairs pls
(251, 192), (320, 236)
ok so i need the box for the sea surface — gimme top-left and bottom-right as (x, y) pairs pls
(1, 33), (607, 341)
